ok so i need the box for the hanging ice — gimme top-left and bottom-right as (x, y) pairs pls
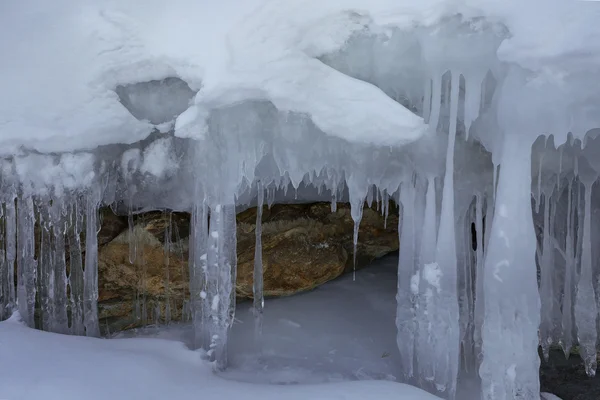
(480, 133), (541, 400)
(253, 181), (265, 347)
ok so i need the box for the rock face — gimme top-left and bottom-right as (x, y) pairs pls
(97, 202), (398, 334)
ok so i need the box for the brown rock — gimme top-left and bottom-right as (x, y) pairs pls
(97, 202), (399, 333)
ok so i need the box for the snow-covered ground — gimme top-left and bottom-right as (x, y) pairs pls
(0, 255), (443, 400)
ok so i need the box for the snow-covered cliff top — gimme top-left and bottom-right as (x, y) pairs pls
(1, 0), (599, 155)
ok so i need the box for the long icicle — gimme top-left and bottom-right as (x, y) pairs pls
(431, 70), (460, 397)
(396, 178), (418, 379)
(560, 179), (575, 357)
(253, 181), (265, 349)
(68, 197), (85, 335)
(4, 198), (17, 319)
(17, 196), (37, 328)
(83, 190), (101, 337)
(574, 179), (598, 376)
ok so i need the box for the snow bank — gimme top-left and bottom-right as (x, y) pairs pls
(0, 315), (441, 400)
(2, 0), (599, 154)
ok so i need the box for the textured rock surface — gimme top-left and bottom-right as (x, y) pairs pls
(97, 202), (398, 333)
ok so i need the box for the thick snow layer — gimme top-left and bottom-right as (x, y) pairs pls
(0, 261), (443, 400)
(0, 318), (438, 400)
(1, 0), (599, 154)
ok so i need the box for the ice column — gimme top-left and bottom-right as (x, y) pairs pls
(83, 190), (101, 337)
(253, 181), (265, 346)
(539, 190), (558, 360)
(574, 163), (598, 376)
(429, 71), (460, 396)
(17, 196), (37, 328)
(559, 180), (576, 357)
(480, 133), (540, 400)
(189, 196), (209, 350)
(396, 177), (419, 378)
(0, 198), (17, 320)
(68, 197), (86, 336)
(204, 203), (237, 369)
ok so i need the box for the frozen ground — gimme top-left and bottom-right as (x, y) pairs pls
(115, 254), (404, 385)
(0, 254), (443, 400)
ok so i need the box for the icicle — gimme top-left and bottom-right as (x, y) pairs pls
(396, 179), (418, 379)
(164, 211), (172, 324)
(189, 197), (208, 350)
(429, 70), (460, 397)
(4, 199), (16, 318)
(253, 181), (265, 348)
(39, 203), (52, 331)
(428, 75), (443, 132)
(83, 190), (101, 337)
(420, 177), (437, 264)
(366, 185), (374, 208)
(267, 185), (276, 209)
(480, 133), (540, 400)
(560, 180), (575, 357)
(331, 189), (337, 213)
(574, 179), (598, 377)
(463, 74), (484, 138)
(539, 192), (556, 360)
(415, 175), (438, 384)
(535, 156), (543, 213)
(0, 204), (5, 320)
(17, 196), (37, 328)
(473, 194), (485, 365)
(348, 181), (366, 281)
(204, 202), (237, 369)
(138, 228), (147, 326)
(423, 78), (432, 123)
(68, 198), (85, 335)
(50, 198), (69, 334)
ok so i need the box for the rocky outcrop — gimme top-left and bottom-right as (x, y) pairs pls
(97, 202), (398, 333)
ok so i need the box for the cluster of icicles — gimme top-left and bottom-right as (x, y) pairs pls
(1, 70), (599, 400)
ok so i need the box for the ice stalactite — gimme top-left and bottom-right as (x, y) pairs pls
(396, 177), (419, 379)
(574, 164), (598, 377)
(68, 197), (86, 336)
(416, 175), (438, 384)
(38, 198), (69, 334)
(164, 211), (172, 325)
(39, 202), (52, 331)
(559, 180), (575, 357)
(347, 177), (367, 280)
(189, 196), (208, 350)
(51, 199), (69, 334)
(539, 190), (557, 360)
(253, 181), (265, 347)
(463, 73), (484, 138)
(457, 204), (475, 371)
(0, 202), (9, 319)
(204, 203), (237, 369)
(17, 196), (37, 328)
(428, 71), (460, 397)
(480, 133), (540, 400)
(473, 194), (486, 366)
(83, 190), (101, 337)
(0, 205), (5, 320)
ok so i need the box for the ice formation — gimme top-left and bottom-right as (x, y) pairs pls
(1, 1), (600, 399)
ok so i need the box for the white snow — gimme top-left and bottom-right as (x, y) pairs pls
(0, 258), (442, 400)
(1, 0), (599, 154)
(2, 1), (600, 399)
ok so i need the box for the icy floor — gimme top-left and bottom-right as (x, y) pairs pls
(115, 254), (403, 384)
(0, 254), (442, 400)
